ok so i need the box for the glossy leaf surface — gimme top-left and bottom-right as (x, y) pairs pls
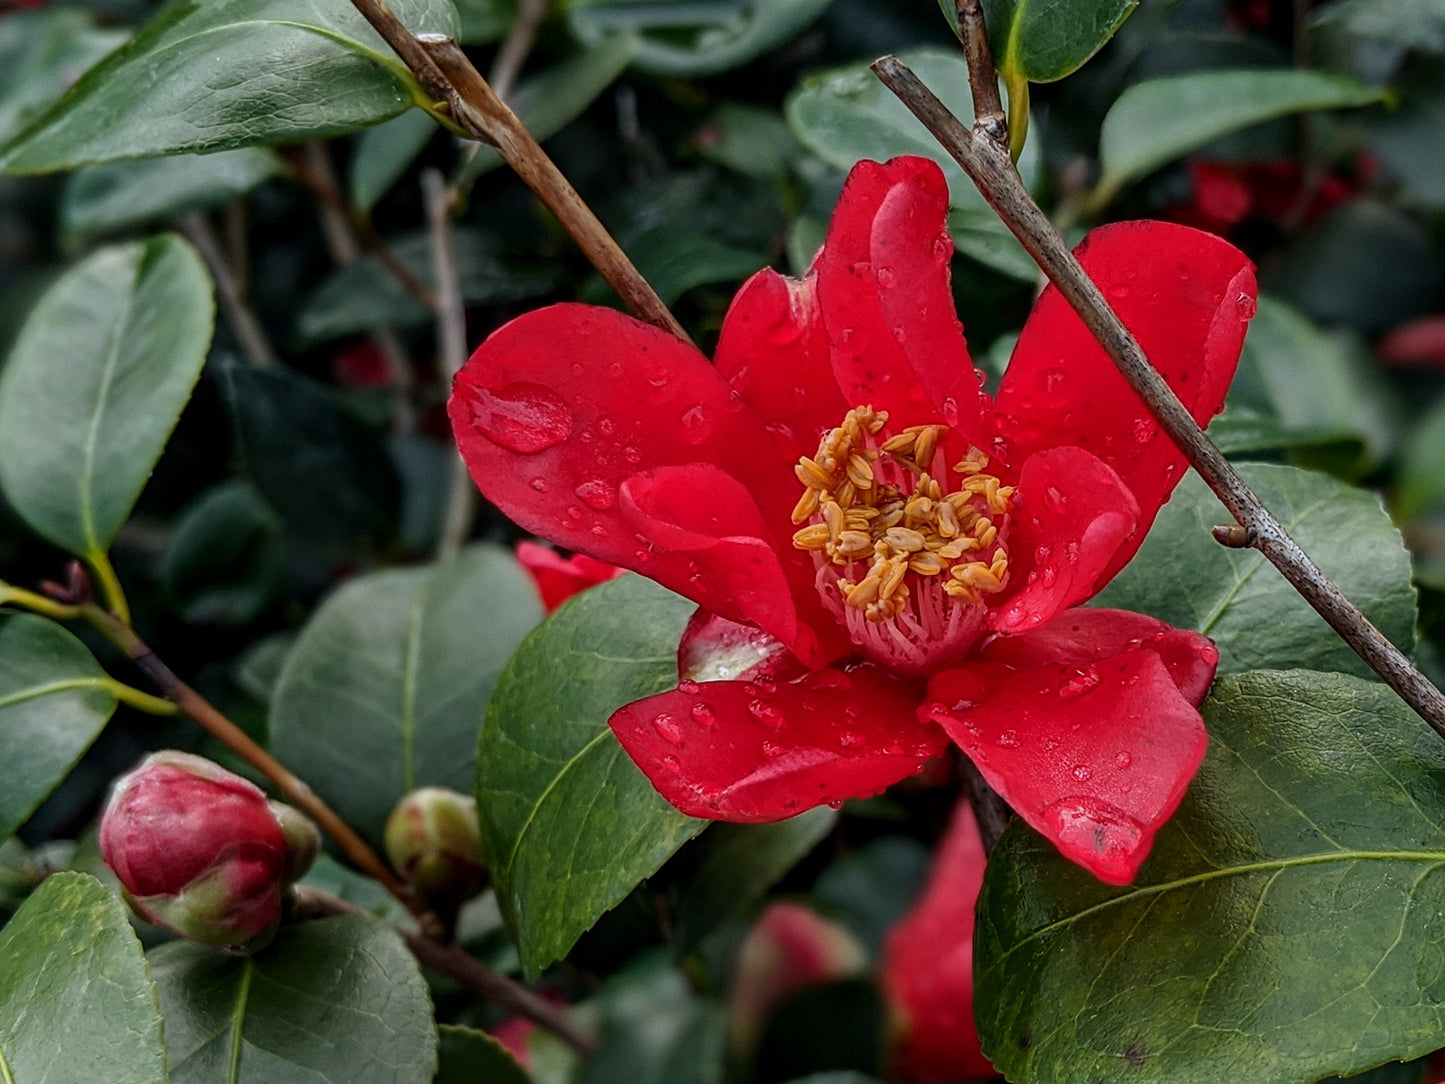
(0, 615), (118, 840)
(478, 575), (704, 977)
(0, 872), (164, 1084)
(1093, 462), (1415, 679)
(1, 0), (458, 173)
(150, 913), (436, 1083)
(976, 669), (1445, 1082)
(270, 544), (542, 845)
(0, 235), (213, 557)
(957, 0), (1138, 83)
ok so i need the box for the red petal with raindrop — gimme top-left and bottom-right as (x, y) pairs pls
(923, 648), (1207, 885)
(676, 609), (806, 685)
(609, 665), (944, 822)
(993, 221), (1255, 582)
(816, 156), (985, 440)
(980, 607), (1218, 705)
(715, 268), (848, 462)
(990, 447), (1140, 635)
(515, 541), (624, 614)
(881, 800), (996, 1082)
(449, 304), (839, 665)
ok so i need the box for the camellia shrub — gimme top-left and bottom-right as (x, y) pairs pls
(1, 1), (1444, 1083)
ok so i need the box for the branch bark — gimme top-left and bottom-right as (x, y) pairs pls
(869, 48), (1445, 737)
(346, 0), (689, 342)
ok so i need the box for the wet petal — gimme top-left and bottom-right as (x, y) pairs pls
(881, 800), (996, 1082)
(610, 665), (944, 822)
(715, 268), (848, 462)
(514, 540), (624, 614)
(817, 156), (985, 439)
(994, 221), (1255, 581)
(980, 607), (1219, 706)
(676, 609), (806, 685)
(923, 648), (1208, 885)
(990, 447), (1140, 635)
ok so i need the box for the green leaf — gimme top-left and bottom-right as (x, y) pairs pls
(160, 481), (286, 626)
(150, 913), (436, 1083)
(0, 235), (213, 557)
(1096, 69), (1385, 200)
(221, 362), (401, 549)
(1261, 200), (1441, 333)
(1312, 0), (1445, 52)
(479, 575), (704, 977)
(349, 111), (439, 215)
(1, 0), (459, 174)
(808, 836), (930, 956)
(693, 103), (801, 181)
(1092, 462), (1416, 680)
(0, 9), (127, 151)
(436, 1024), (531, 1084)
(270, 544), (542, 846)
(0, 872), (165, 1083)
(0, 615), (119, 840)
(583, 226), (764, 308)
(948, 207), (1036, 282)
(672, 808), (836, 956)
(975, 669), (1445, 1082)
(785, 48), (1044, 214)
(1369, 65), (1445, 209)
(567, 0), (830, 78)
(61, 148), (283, 247)
(457, 34), (638, 184)
(296, 228), (561, 345)
(1396, 395), (1445, 521)
(970, 0), (1138, 83)
(455, 0), (519, 44)
(1214, 296), (1402, 477)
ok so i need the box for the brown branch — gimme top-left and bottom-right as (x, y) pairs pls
(958, 755), (1011, 856)
(78, 602), (424, 912)
(177, 213), (277, 369)
(286, 146), (438, 313)
(293, 887), (600, 1057)
(487, 0), (549, 101)
(956, 0), (1006, 144)
(869, 52), (1445, 737)
(345, 0), (689, 342)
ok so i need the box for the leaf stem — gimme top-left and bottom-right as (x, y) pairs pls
(0, 584), (82, 622)
(343, 0), (690, 343)
(869, 48), (1445, 738)
(77, 601), (423, 913)
(104, 679), (181, 716)
(86, 551), (130, 627)
(292, 887), (600, 1056)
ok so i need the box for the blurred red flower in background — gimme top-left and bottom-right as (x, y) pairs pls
(451, 155), (1255, 884)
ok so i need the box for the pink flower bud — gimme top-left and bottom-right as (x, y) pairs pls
(100, 751), (315, 950)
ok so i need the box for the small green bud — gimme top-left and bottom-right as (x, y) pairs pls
(384, 787), (486, 914)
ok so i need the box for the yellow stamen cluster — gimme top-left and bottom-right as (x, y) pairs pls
(791, 407), (1014, 621)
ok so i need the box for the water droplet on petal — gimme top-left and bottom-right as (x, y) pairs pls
(690, 702), (715, 726)
(838, 730), (865, 749)
(565, 505), (583, 521)
(1040, 566), (1057, 588)
(678, 679), (699, 695)
(1109, 284), (1131, 300)
(1043, 368), (1066, 392)
(1115, 751), (1133, 770)
(529, 477), (547, 493)
(876, 266), (897, 288)
(748, 699), (784, 729)
(1051, 797), (1144, 867)
(652, 712), (684, 745)
(827, 799), (845, 810)
(597, 417), (615, 436)
(996, 729), (1021, 749)
(661, 754), (682, 774)
(1236, 292), (1257, 318)
(680, 404), (712, 444)
(761, 740), (784, 758)
(1072, 764), (1092, 782)
(1059, 666), (1100, 699)
(574, 477), (616, 510)
(1132, 417), (1157, 444)
(941, 396), (960, 426)
(467, 381), (572, 454)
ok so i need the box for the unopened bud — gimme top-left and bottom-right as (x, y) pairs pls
(384, 787), (486, 913)
(99, 751), (318, 951)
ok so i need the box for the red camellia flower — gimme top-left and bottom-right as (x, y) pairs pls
(450, 155), (1256, 884)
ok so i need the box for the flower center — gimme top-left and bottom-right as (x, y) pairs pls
(791, 406), (1014, 674)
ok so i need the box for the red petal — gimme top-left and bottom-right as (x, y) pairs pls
(881, 800), (996, 1082)
(817, 157), (985, 439)
(981, 608), (1219, 706)
(676, 609), (806, 685)
(610, 665), (944, 822)
(715, 269), (848, 463)
(923, 648), (1208, 884)
(449, 304), (840, 663)
(993, 222), (1255, 582)
(515, 541), (623, 614)
(990, 447), (1140, 635)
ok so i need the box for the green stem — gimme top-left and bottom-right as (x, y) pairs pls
(105, 679), (180, 716)
(87, 551), (130, 626)
(1004, 70), (1029, 162)
(0, 584), (81, 622)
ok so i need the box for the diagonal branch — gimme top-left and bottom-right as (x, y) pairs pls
(870, 49), (1445, 737)
(347, 0), (689, 343)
